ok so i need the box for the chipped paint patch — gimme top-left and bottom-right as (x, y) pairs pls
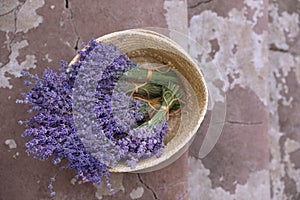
(94, 173), (125, 200)
(269, 4), (300, 50)
(13, 152), (20, 159)
(129, 186), (144, 199)
(268, 72), (298, 198)
(244, 0), (264, 24)
(269, 51), (300, 106)
(283, 138), (300, 195)
(164, 0), (188, 50)
(284, 138), (300, 154)
(0, 0), (19, 15)
(4, 139), (17, 149)
(16, 0), (45, 33)
(189, 0), (268, 107)
(269, 3), (300, 84)
(269, 123), (300, 199)
(70, 178), (77, 185)
(188, 157), (270, 200)
(0, 40), (37, 89)
(43, 53), (52, 63)
(268, 2), (300, 199)
(269, 126), (286, 200)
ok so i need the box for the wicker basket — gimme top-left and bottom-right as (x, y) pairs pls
(70, 29), (208, 173)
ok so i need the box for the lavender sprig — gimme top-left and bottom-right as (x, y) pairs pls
(18, 69), (112, 189)
(17, 38), (182, 196)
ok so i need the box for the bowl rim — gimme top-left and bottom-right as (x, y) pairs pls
(69, 29), (208, 173)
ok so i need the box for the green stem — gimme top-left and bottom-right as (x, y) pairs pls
(126, 67), (178, 86)
(125, 82), (162, 98)
(141, 83), (183, 128)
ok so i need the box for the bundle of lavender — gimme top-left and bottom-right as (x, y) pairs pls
(17, 39), (183, 196)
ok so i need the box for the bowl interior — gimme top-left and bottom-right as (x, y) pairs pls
(70, 29), (208, 173)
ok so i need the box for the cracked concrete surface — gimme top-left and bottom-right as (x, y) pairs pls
(0, 0), (188, 199)
(1, 0), (300, 199)
(268, 2), (300, 199)
(137, 174), (158, 200)
(63, 0), (80, 51)
(94, 173), (125, 200)
(0, 0), (41, 88)
(188, 0), (300, 199)
(189, 157), (270, 200)
(225, 120), (263, 125)
(16, 0), (44, 33)
(188, 0), (270, 199)
(0, 0), (19, 16)
(188, 0), (214, 9)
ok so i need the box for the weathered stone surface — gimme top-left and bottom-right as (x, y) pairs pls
(2, 0), (300, 199)
(202, 86), (268, 192)
(69, 0), (168, 44)
(268, 1), (300, 199)
(189, 86), (269, 195)
(188, 0), (245, 19)
(0, 0), (189, 199)
(99, 152), (188, 200)
(0, 31), (10, 67)
(187, 0), (270, 199)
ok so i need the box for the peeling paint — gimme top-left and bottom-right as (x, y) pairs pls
(283, 138), (300, 195)
(0, 0), (19, 15)
(269, 125), (287, 199)
(268, 2), (300, 199)
(284, 138), (300, 154)
(244, 0), (264, 24)
(16, 0), (45, 33)
(269, 4), (300, 50)
(43, 53), (52, 63)
(269, 51), (299, 107)
(4, 139), (17, 149)
(187, 0), (275, 198)
(269, 3), (300, 84)
(137, 174), (158, 199)
(188, 157), (270, 200)
(164, 0), (188, 50)
(0, 40), (37, 89)
(269, 124), (300, 199)
(189, 0), (268, 107)
(129, 186), (144, 199)
(13, 151), (19, 159)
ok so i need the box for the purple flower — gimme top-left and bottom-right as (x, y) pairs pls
(18, 38), (170, 195)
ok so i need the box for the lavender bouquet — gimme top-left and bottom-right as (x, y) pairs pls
(17, 39), (183, 196)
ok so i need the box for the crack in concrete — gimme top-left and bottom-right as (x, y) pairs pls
(0, 7), (16, 17)
(66, 2), (80, 51)
(74, 37), (80, 50)
(226, 120), (263, 125)
(188, 0), (213, 9)
(269, 46), (289, 53)
(137, 174), (159, 200)
(65, 0), (69, 9)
